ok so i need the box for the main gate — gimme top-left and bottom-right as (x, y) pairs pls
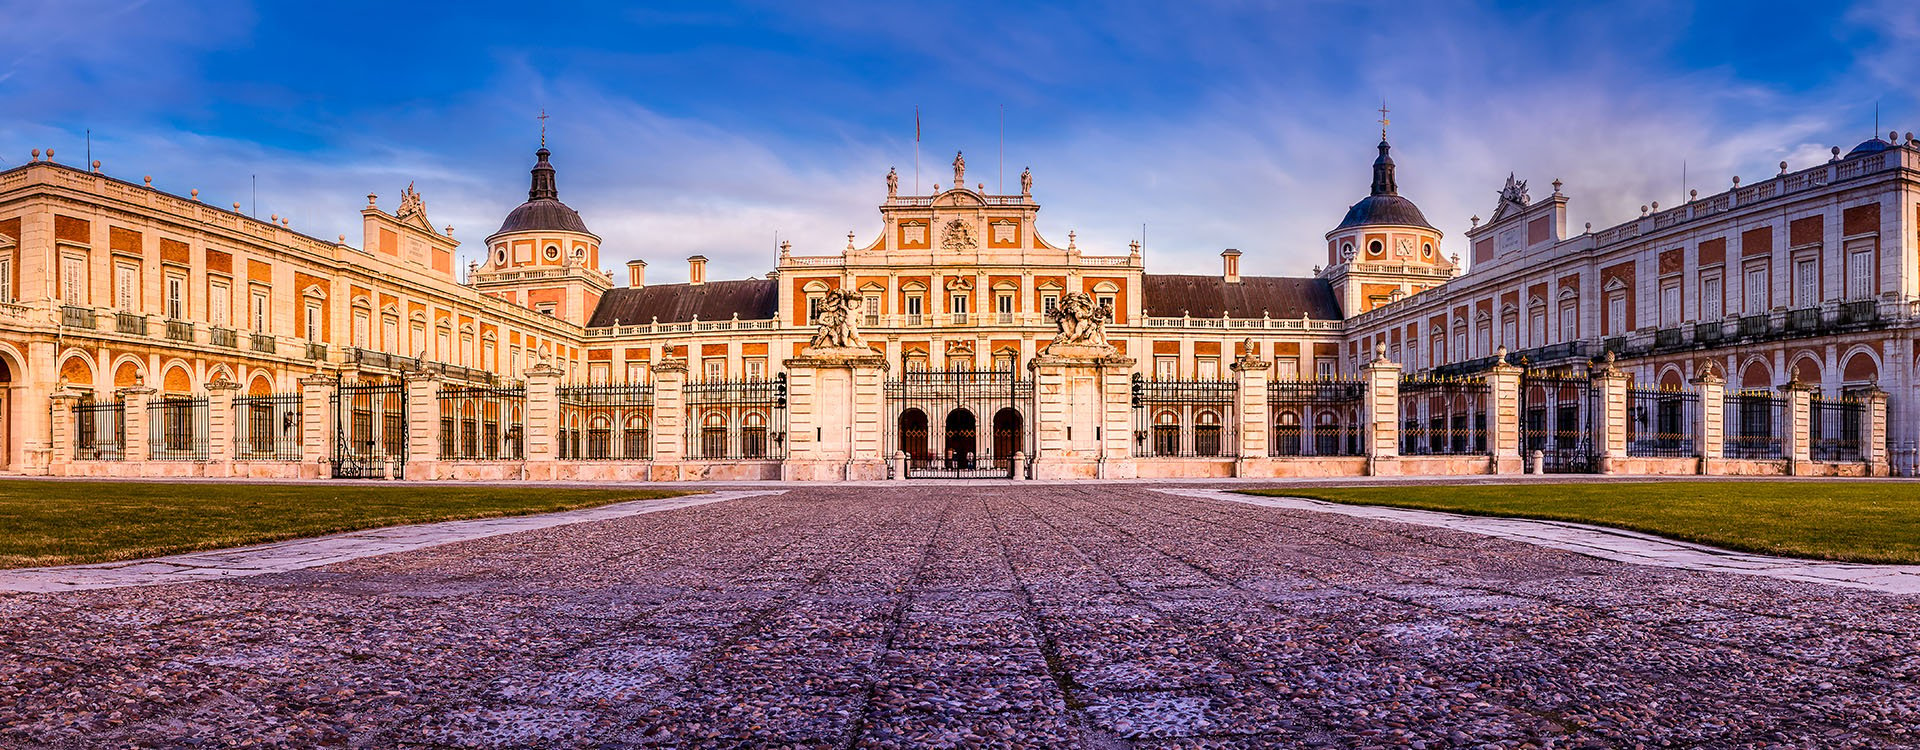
(1520, 368), (1597, 473)
(886, 369), (1032, 478)
(331, 381), (407, 478)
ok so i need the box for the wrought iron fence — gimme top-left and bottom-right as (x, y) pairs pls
(558, 383), (654, 460)
(1131, 376), (1238, 458)
(1267, 379), (1364, 457)
(684, 375), (787, 460)
(1810, 394), (1863, 462)
(148, 396), (209, 461)
(438, 385), (526, 460)
(332, 381), (407, 478)
(73, 398), (126, 461)
(1724, 390), (1786, 460)
(235, 393), (303, 460)
(1521, 368), (1596, 473)
(885, 369), (1032, 478)
(1400, 375), (1488, 456)
(1626, 386), (1698, 458)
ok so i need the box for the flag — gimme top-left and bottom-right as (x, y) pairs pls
(915, 106), (920, 143)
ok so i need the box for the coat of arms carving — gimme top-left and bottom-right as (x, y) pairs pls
(941, 219), (977, 250)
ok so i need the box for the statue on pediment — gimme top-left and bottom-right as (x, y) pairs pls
(1049, 292), (1112, 348)
(1020, 166), (1032, 196)
(952, 151), (966, 186)
(886, 167), (898, 198)
(809, 288), (868, 351)
(1490, 173), (1530, 221)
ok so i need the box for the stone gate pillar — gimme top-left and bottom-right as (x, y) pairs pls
(206, 377), (239, 473)
(783, 346), (890, 481)
(298, 373), (336, 478)
(1030, 342), (1135, 480)
(47, 389), (79, 474)
(651, 357), (688, 480)
(1855, 385), (1890, 477)
(119, 385), (155, 467)
(1231, 344), (1270, 477)
(1590, 353), (1630, 474)
(523, 362), (563, 475)
(1691, 365), (1725, 475)
(1783, 377), (1813, 476)
(404, 369), (442, 480)
(1483, 347), (1523, 474)
(1360, 344), (1401, 476)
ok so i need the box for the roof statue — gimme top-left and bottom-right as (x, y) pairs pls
(396, 182), (429, 227)
(1490, 173), (1530, 222)
(1047, 292), (1113, 350)
(886, 167), (898, 198)
(952, 151), (966, 187)
(1020, 166), (1032, 197)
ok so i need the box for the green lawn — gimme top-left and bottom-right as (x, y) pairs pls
(0, 481), (691, 569)
(1245, 482), (1920, 564)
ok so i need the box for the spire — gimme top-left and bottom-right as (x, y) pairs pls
(1370, 137), (1397, 196)
(528, 146), (558, 201)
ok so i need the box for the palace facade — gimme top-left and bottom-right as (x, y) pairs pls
(0, 126), (1912, 480)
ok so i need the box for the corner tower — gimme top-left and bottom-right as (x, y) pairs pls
(471, 143), (612, 323)
(1318, 127), (1454, 317)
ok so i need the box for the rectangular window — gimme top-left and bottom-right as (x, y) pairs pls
(381, 317), (398, 351)
(1743, 266), (1769, 314)
(1196, 357), (1219, 379)
(1846, 245), (1874, 300)
(1700, 274), (1723, 320)
(352, 311), (370, 348)
(863, 294), (881, 326)
(1605, 291), (1627, 334)
(588, 362), (611, 384)
(1275, 357), (1299, 380)
(165, 272), (186, 320)
(411, 323), (426, 356)
(251, 289), (270, 331)
(1793, 257), (1819, 307)
(904, 294), (923, 324)
(807, 295), (823, 324)
(1315, 358), (1338, 377)
(1454, 330), (1468, 358)
(625, 361), (647, 383)
(1529, 309), (1546, 346)
(1042, 294), (1058, 315)
(704, 359), (725, 380)
(0, 258), (12, 303)
(114, 262), (138, 309)
(1558, 304), (1577, 340)
(1660, 282), (1681, 327)
(996, 293), (1014, 314)
(1154, 357), (1178, 379)
(745, 358), (766, 379)
(304, 302), (322, 340)
(61, 254), (87, 303)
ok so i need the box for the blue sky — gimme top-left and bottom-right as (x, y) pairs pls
(4, 1), (1915, 282)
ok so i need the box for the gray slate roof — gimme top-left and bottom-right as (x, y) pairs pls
(1141, 274), (1343, 321)
(587, 279), (779, 327)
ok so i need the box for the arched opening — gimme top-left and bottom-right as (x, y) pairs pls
(944, 408), (976, 469)
(1842, 351), (1879, 386)
(992, 407), (1023, 460)
(1740, 360), (1773, 390)
(0, 356), (12, 470)
(1789, 355), (1821, 389)
(898, 408), (929, 461)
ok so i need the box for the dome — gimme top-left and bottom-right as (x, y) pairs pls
(1846, 138), (1892, 158)
(494, 147), (592, 236)
(1334, 138), (1435, 230)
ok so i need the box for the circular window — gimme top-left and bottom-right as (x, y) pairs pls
(1368, 240), (1383, 256)
(542, 245), (560, 261)
(495, 247), (508, 265)
(1422, 243), (1433, 259)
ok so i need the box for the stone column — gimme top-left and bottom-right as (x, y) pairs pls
(523, 362), (563, 474)
(1783, 378), (1813, 475)
(651, 357), (688, 480)
(119, 385), (155, 467)
(47, 390), (79, 473)
(1360, 344), (1401, 476)
(783, 348), (890, 481)
(1691, 366), (1725, 475)
(1855, 386), (1890, 477)
(1029, 344), (1136, 480)
(1590, 356), (1631, 474)
(1483, 347), (1523, 474)
(206, 378), (240, 473)
(299, 373), (336, 478)
(403, 369), (442, 480)
(1231, 348), (1270, 476)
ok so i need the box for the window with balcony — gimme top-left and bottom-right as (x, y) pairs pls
(1557, 304), (1577, 340)
(704, 358), (726, 380)
(745, 358), (766, 379)
(1699, 273), (1723, 320)
(1660, 281), (1681, 328)
(1793, 257), (1818, 308)
(1743, 265), (1769, 314)
(60, 254), (86, 303)
(1605, 291), (1627, 335)
(1196, 357), (1219, 379)
(164, 272), (185, 320)
(304, 302), (322, 341)
(251, 289), (270, 332)
(114, 261), (138, 310)
(949, 292), (969, 324)
(0, 258), (14, 303)
(904, 294), (924, 324)
(1846, 242), (1874, 300)
(996, 293), (1014, 323)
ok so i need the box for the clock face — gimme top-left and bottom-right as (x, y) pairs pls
(1396, 238), (1415, 256)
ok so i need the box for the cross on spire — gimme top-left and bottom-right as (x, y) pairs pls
(1377, 100), (1390, 140)
(538, 109), (550, 147)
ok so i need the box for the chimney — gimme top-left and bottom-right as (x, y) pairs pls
(687, 255), (707, 286)
(1221, 249), (1241, 283)
(626, 259), (647, 288)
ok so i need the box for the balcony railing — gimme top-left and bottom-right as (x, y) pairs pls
(306, 342), (328, 361)
(1738, 314), (1771, 338)
(210, 327), (237, 348)
(165, 319), (194, 343)
(60, 305), (96, 329)
(115, 312), (147, 335)
(250, 334), (277, 354)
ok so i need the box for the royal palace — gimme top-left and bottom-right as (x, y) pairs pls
(0, 126), (1914, 480)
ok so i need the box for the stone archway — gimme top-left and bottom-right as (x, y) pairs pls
(944, 408), (977, 469)
(992, 407), (1023, 461)
(0, 356), (11, 471)
(897, 408), (929, 462)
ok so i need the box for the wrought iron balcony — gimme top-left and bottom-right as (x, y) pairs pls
(1786, 307), (1822, 333)
(306, 342), (328, 361)
(1738, 314), (1771, 338)
(115, 312), (147, 335)
(210, 327), (237, 348)
(1654, 327), (1685, 348)
(250, 334), (277, 354)
(60, 305), (96, 329)
(164, 319), (194, 342)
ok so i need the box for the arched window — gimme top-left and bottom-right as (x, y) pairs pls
(701, 411), (728, 458)
(1273, 410), (1302, 456)
(742, 412), (768, 458)
(1195, 410), (1224, 456)
(587, 415), (613, 459)
(1152, 410), (1180, 456)
(622, 414), (650, 459)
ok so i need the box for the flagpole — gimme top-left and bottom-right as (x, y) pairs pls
(914, 106), (921, 194)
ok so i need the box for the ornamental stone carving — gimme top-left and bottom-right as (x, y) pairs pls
(1048, 292), (1112, 348)
(808, 288), (868, 351)
(941, 218), (977, 250)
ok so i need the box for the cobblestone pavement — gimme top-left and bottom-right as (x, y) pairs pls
(3, 485), (1917, 748)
